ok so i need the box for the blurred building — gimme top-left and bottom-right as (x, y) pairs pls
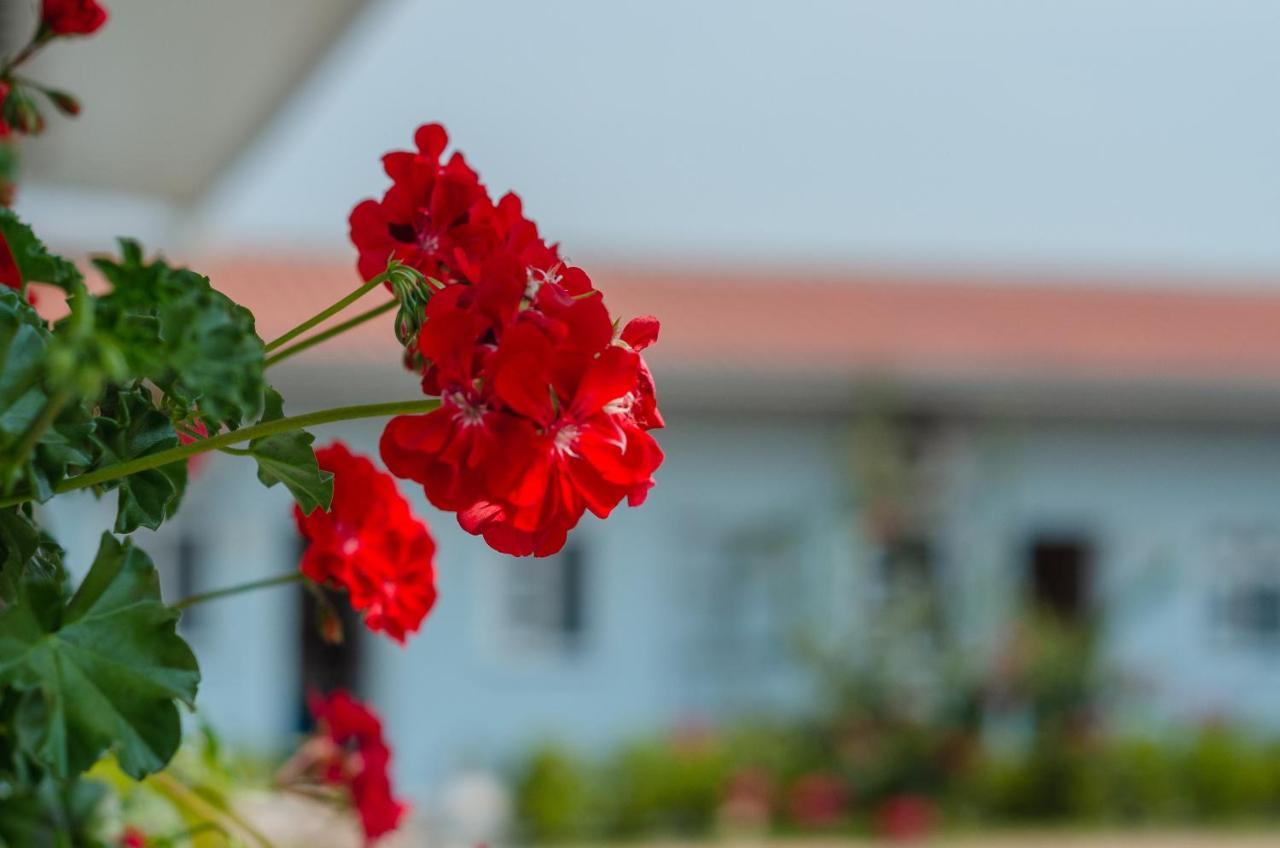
(17, 0), (1280, 808)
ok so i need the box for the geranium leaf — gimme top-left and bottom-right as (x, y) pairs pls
(0, 533), (199, 781)
(248, 388), (333, 514)
(0, 776), (107, 848)
(0, 288), (96, 501)
(91, 387), (187, 533)
(0, 210), (84, 293)
(0, 507), (67, 604)
(90, 241), (266, 429)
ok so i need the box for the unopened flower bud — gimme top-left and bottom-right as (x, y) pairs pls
(8, 90), (42, 135)
(317, 600), (344, 645)
(43, 88), (80, 117)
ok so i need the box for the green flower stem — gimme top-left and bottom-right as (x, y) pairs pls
(6, 389), (69, 481)
(174, 572), (303, 610)
(0, 398), (440, 509)
(147, 772), (275, 848)
(264, 272), (390, 353)
(1, 32), (52, 75)
(265, 297), (398, 368)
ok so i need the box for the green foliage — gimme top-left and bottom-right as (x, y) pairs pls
(0, 533), (199, 781)
(92, 387), (187, 534)
(246, 388), (333, 514)
(1183, 726), (1278, 820)
(515, 745), (594, 843)
(0, 776), (108, 848)
(514, 735), (734, 842)
(0, 30), (359, 842)
(606, 738), (730, 836)
(0, 288), (95, 500)
(0, 210), (83, 293)
(91, 240), (266, 430)
(0, 506), (66, 603)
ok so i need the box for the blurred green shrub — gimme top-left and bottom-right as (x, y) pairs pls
(514, 744), (595, 843)
(514, 722), (1280, 842)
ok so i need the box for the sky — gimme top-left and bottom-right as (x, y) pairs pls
(27, 0), (1280, 282)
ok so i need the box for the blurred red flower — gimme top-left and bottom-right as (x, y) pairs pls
(177, 418), (210, 476)
(118, 827), (147, 848)
(0, 231), (19, 290)
(786, 772), (846, 829)
(42, 0), (108, 35)
(295, 443), (438, 642)
(307, 690), (408, 845)
(873, 794), (938, 842)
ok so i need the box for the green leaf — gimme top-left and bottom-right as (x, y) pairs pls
(0, 288), (96, 501)
(90, 241), (266, 429)
(247, 389), (332, 514)
(0, 289), (49, 443)
(0, 776), (108, 848)
(0, 506), (66, 604)
(0, 210), (84, 293)
(92, 387), (187, 533)
(0, 533), (199, 781)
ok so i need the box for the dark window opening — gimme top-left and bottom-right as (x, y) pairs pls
(880, 534), (934, 586)
(295, 537), (361, 732)
(560, 542), (585, 638)
(500, 541), (587, 652)
(175, 533), (202, 630)
(1029, 536), (1092, 620)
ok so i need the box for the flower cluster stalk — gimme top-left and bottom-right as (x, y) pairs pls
(264, 272), (390, 354)
(265, 298), (398, 368)
(0, 398), (440, 509)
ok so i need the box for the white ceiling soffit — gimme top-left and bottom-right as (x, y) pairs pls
(11, 0), (368, 203)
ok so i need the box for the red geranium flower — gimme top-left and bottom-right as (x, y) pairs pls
(348, 124), (498, 284)
(42, 0), (108, 35)
(359, 124), (665, 557)
(305, 690), (408, 845)
(118, 827), (147, 848)
(295, 443), (438, 643)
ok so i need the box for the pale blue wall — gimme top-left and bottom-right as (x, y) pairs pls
(36, 406), (1280, 796)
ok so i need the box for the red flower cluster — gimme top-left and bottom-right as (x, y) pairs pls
(873, 794), (937, 842)
(42, 0), (108, 36)
(356, 124), (664, 557)
(118, 827), (147, 848)
(295, 443), (438, 642)
(307, 690), (408, 844)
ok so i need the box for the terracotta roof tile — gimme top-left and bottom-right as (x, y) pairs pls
(77, 257), (1280, 387)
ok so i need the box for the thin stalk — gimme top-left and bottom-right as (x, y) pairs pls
(0, 398), (440, 509)
(146, 772), (275, 848)
(175, 572), (303, 610)
(265, 297), (398, 368)
(2, 32), (51, 75)
(264, 272), (389, 353)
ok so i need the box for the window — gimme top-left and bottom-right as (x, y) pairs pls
(1210, 525), (1280, 648)
(1027, 535), (1092, 620)
(174, 532), (202, 631)
(495, 543), (586, 656)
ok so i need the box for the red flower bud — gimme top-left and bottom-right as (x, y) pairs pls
(42, 0), (108, 36)
(44, 88), (81, 116)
